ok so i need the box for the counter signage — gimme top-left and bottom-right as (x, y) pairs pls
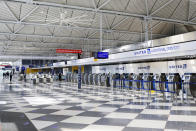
(169, 64), (187, 69)
(100, 68), (106, 71)
(138, 66), (150, 70)
(116, 67), (125, 70)
(133, 45), (180, 56)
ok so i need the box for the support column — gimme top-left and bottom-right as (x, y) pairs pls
(78, 65), (82, 89)
(100, 13), (103, 51)
(144, 17), (149, 42)
(78, 53), (82, 89)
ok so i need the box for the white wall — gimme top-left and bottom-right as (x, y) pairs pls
(92, 59), (196, 75)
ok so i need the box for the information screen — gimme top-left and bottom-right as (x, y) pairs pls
(95, 52), (109, 59)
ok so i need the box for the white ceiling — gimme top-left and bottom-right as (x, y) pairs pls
(0, 0), (196, 58)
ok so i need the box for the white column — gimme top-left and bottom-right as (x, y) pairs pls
(100, 13), (103, 51)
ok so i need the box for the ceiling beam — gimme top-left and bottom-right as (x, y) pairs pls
(190, 16), (196, 22)
(97, 0), (111, 10)
(150, 0), (174, 16)
(0, 20), (168, 37)
(3, 0), (196, 25)
(0, 39), (114, 49)
(3, 1), (19, 21)
(19, 6), (39, 22)
(111, 17), (129, 30)
(0, 32), (137, 43)
(0, 55), (74, 60)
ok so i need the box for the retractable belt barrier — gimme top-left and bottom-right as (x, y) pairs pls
(112, 79), (196, 94)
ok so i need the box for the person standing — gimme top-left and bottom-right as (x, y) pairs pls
(6, 72), (9, 79)
(24, 73), (26, 82)
(59, 73), (61, 81)
(10, 72), (13, 83)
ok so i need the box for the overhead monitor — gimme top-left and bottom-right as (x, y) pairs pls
(94, 52), (109, 59)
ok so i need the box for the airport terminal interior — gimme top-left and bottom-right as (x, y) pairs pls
(1, 0), (196, 131)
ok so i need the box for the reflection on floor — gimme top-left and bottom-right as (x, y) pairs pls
(0, 111), (38, 131)
(0, 78), (196, 131)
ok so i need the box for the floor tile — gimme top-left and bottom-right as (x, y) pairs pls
(31, 120), (56, 130)
(61, 116), (101, 124)
(66, 106), (93, 111)
(81, 125), (124, 131)
(121, 104), (147, 109)
(105, 112), (138, 119)
(33, 114), (70, 122)
(28, 109), (58, 114)
(79, 103), (103, 107)
(122, 127), (163, 131)
(93, 118), (131, 126)
(43, 105), (72, 110)
(116, 108), (143, 113)
(78, 111), (109, 117)
(146, 105), (171, 110)
(127, 119), (166, 129)
(168, 115), (196, 122)
(135, 114), (168, 121)
(170, 110), (196, 115)
(0, 111), (38, 131)
(42, 122), (88, 131)
(165, 121), (196, 130)
(141, 109), (170, 115)
(51, 110), (84, 116)
(89, 107), (118, 112)
(25, 113), (46, 119)
(99, 104), (123, 108)
(150, 102), (173, 106)
(171, 106), (196, 111)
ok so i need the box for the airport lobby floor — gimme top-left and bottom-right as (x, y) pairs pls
(1, 79), (196, 131)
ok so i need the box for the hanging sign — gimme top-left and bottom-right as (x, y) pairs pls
(56, 49), (82, 54)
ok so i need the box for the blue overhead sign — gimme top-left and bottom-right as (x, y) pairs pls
(95, 52), (109, 59)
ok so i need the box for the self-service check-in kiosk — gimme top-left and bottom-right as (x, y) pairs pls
(82, 73), (85, 84)
(106, 73), (111, 87)
(32, 75), (39, 84)
(167, 73), (181, 100)
(134, 73), (143, 90)
(159, 73), (167, 91)
(74, 73), (78, 83)
(182, 73), (196, 98)
(153, 74), (160, 90)
(97, 74), (102, 86)
(46, 75), (53, 83)
(112, 73), (120, 88)
(39, 75), (46, 84)
(142, 73), (153, 90)
(128, 73), (134, 89)
(100, 74), (106, 86)
(88, 74), (93, 85)
(84, 73), (89, 85)
(92, 74), (97, 85)
(123, 73), (129, 88)
(67, 73), (71, 82)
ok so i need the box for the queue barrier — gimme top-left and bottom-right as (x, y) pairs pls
(112, 79), (196, 95)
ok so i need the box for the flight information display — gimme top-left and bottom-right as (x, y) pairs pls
(94, 52), (109, 59)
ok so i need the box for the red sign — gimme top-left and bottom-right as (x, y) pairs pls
(56, 49), (82, 54)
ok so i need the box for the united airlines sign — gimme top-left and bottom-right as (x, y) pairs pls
(133, 45), (180, 56)
(116, 67), (125, 70)
(169, 64), (187, 69)
(138, 66), (150, 70)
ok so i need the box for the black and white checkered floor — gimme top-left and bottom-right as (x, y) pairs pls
(1, 79), (196, 131)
